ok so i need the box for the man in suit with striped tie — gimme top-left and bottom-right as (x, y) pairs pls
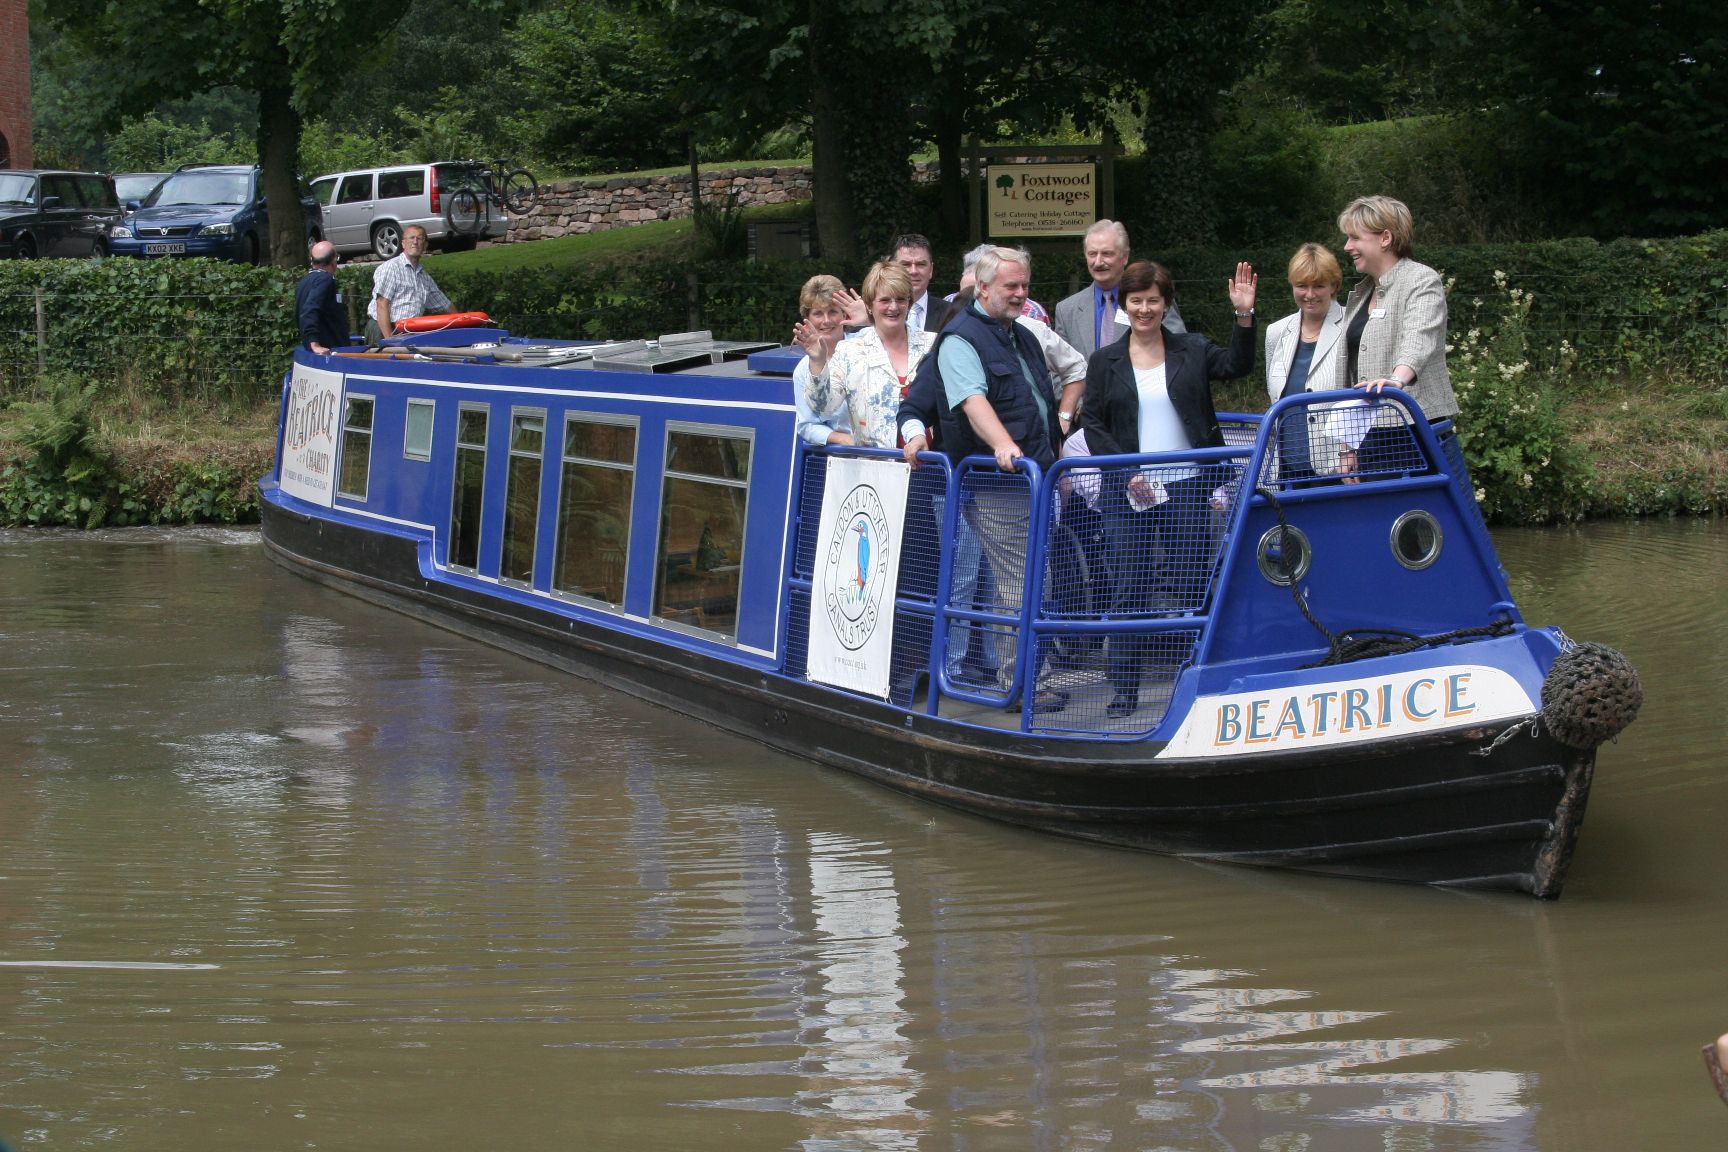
(1054, 219), (1184, 356)
(890, 233), (945, 335)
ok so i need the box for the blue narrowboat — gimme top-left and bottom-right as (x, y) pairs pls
(259, 326), (1633, 896)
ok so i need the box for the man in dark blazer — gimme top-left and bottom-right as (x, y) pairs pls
(294, 240), (348, 355)
(1054, 220), (1184, 356)
(890, 232), (946, 334)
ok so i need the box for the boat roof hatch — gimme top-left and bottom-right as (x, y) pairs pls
(590, 331), (778, 373)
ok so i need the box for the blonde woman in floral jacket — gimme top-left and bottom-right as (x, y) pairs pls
(800, 261), (936, 449)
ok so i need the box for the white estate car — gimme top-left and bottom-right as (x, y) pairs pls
(310, 162), (509, 258)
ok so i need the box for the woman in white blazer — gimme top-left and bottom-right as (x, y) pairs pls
(1264, 243), (1345, 482)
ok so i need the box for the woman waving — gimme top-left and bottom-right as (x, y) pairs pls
(1079, 260), (1256, 719)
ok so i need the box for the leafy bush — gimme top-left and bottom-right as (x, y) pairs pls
(0, 376), (145, 527)
(1449, 273), (1591, 523)
(105, 113), (253, 172)
(300, 120), (411, 182)
(0, 259), (296, 405)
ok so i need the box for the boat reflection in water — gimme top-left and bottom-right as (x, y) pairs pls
(0, 528), (1621, 1150)
(256, 545), (1546, 1151)
(596, 798), (1536, 1148)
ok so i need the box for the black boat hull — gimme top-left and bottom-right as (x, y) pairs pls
(260, 501), (1593, 896)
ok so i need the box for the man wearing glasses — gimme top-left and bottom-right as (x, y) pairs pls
(365, 224), (453, 343)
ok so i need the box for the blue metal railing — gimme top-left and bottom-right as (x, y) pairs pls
(782, 391), (1483, 737)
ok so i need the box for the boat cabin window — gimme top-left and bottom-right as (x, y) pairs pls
(655, 425), (752, 638)
(554, 414), (637, 607)
(501, 408), (546, 585)
(336, 393), (374, 501)
(448, 404), (488, 571)
(404, 399), (435, 461)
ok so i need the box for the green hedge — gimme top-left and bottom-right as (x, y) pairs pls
(3, 238), (1724, 525)
(9, 234), (1719, 397)
(0, 259), (298, 403)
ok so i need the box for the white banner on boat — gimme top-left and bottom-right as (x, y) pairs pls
(279, 363), (345, 508)
(807, 457), (911, 699)
(1155, 664), (1536, 759)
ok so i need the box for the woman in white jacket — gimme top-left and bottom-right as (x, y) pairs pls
(1263, 243), (1345, 482)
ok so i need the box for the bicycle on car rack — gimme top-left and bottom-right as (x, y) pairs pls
(444, 159), (540, 237)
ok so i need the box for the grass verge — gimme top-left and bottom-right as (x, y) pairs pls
(428, 202), (812, 275)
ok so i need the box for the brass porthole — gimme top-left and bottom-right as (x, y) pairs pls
(1391, 510), (1443, 570)
(1256, 525), (1311, 586)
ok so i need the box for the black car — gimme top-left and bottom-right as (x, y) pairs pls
(0, 170), (123, 259)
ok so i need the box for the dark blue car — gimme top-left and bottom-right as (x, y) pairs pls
(109, 164), (323, 264)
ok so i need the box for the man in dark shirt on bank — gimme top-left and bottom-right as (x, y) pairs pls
(295, 241), (348, 355)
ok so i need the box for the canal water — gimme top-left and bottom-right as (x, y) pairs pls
(0, 520), (1722, 1150)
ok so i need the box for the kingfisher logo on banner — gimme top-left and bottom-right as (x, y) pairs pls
(807, 456), (910, 698)
(280, 363), (344, 508)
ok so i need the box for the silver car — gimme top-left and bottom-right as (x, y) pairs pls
(310, 162), (510, 258)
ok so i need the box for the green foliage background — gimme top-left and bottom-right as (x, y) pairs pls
(4, 232), (1727, 525)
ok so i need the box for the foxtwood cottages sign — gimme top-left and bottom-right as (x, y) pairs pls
(985, 163), (1098, 237)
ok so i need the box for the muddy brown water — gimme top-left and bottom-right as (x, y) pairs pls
(0, 520), (1723, 1150)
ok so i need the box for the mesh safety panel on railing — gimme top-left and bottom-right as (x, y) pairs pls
(1035, 455), (1247, 734)
(1220, 417), (1261, 448)
(953, 467), (1036, 702)
(1054, 459), (1247, 617)
(791, 454), (827, 580)
(1257, 398), (1430, 489)
(1033, 628), (1203, 735)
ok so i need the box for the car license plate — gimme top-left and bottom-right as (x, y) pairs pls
(144, 242), (186, 255)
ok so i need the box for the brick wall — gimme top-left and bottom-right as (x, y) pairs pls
(0, 0), (33, 168)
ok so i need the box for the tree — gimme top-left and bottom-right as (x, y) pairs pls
(500, 0), (686, 171)
(45, 0), (410, 268)
(1466, 0), (1728, 236)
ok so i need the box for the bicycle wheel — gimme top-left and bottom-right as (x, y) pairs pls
(501, 169), (539, 215)
(445, 188), (484, 236)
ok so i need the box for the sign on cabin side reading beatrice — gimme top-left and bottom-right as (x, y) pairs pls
(280, 364), (344, 508)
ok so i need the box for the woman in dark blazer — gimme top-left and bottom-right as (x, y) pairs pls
(1078, 259), (1257, 718)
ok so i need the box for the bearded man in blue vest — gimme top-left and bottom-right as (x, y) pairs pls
(927, 245), (1069, 714)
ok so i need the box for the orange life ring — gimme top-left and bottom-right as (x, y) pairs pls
(395, 311), (494, 333)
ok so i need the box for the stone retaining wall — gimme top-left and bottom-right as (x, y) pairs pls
(503, 162), (940, 244)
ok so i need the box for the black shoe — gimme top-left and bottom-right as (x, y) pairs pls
(1107, 692), (1137, 719)
(1032, 689), (1070, 715)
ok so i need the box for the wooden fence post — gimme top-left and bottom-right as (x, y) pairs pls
(34, 287), (47, 379)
